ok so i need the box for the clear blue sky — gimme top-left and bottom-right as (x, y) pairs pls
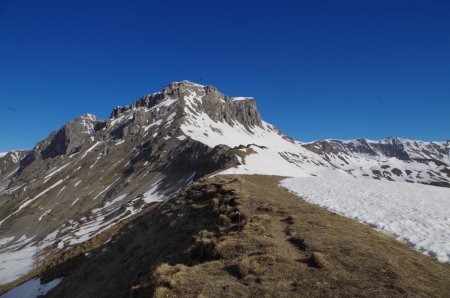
(1, 0), (449, 152)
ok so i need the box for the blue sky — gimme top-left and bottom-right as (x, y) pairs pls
(0, 0), (449, 152)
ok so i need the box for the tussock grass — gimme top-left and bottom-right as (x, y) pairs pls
(26, 175), (450, 298)
(249, 221), (267, 235)
(253, 214), (271, 223)
(239, 257), (265, 277)
(154, 263), (188, 288)
(218, 214), (232, 228)
(153, 286), (171, 298)
(190, 238), (218, 261)
(308, 252), (328, 269)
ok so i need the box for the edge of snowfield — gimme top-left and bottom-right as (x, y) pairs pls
(280, 174), (450, 264)
(0, 278), (62, 298)
(179, 94), (450, 264)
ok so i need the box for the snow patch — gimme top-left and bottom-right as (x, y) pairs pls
(1, 277), (62, 298)
(80, 141), (102, 159)
(92, 194), (128, 214)
(143, 119), (162, 132)
(0, 237), (14, 247)
(281, 175), (450, 263)
(232, 96), (253, 101)
(0, 243), (37, 285)
(142, 183), (165, 203)
(38, 210), (51, 221)
(44, 163), (70, 183)
(17, 179), (65, 212)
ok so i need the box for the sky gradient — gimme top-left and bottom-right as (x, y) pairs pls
(1, 0), (449, 152)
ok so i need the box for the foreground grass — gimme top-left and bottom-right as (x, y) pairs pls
(4, 175), (449, 297)
(149, 175), (450, 297)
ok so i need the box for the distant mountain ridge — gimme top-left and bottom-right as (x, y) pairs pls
(301, 137), (450, 187)
(305, 137), (449, 162)
(0, 80), (449, 288)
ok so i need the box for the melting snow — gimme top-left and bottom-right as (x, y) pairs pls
(0, 243), (37, 285)
(1, 277), (62, 298)
(80, 141), (102, 159)
(17, 179), (65, 212)
(165, 112), (176, 127)
(142, 182), (165, 203)
(143, 119), (162, 132)
(0, 237), (14, 247)
(9, 152), (21, 163)
(92, 194), (128, 213)
(92, 178), (120, 200)
(43, 163), (70, 183)
(281, 175), (450, 263)
(38, 210), (51, 221)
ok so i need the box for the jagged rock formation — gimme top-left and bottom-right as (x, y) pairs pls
(0, 80), (449, 290)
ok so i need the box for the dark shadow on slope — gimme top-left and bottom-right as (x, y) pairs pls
(39, 179), (238, 297)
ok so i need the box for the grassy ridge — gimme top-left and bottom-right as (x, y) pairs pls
(5, 175), (450, 297)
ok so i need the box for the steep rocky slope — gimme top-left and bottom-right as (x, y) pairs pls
(0, 80), (449, 291)
(0, 81), (248, 286)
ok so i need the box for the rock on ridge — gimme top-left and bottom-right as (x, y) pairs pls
(36, 114), (102, 159)
(110, 80), (262, 131)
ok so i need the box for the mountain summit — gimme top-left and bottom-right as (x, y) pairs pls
(0, 81), (449, 288)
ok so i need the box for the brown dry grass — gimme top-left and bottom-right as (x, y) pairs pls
(146, 175), (450, 297)
(10, 174), (450, 297)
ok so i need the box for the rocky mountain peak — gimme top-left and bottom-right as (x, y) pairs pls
(174, 81), (263, 130)
(108, 81), (263, 136)
(162, 80), (205, 94)
(1, 81), (450, 291)
(30, 113), (102, 161)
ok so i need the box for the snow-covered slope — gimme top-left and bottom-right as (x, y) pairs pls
(175, 83), (449, 185)
(0, 80), (449, 287)
(0, 82), (238, 286)
(0, 153), (6, 159)
(281, 175), (450, 263)
(302, 138), (450, 186)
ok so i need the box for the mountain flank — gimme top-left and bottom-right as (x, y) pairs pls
(6, 175), (447, 297)
(0, 81), (449, 296)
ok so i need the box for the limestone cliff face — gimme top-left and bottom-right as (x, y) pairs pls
(110, 81), (262, 134)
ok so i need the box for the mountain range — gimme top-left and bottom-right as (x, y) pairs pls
(0, 81), (449, 292)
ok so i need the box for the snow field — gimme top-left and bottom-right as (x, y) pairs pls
(281, 175), (450, 263)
